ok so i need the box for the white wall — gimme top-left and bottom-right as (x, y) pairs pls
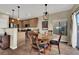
(0, 13), (9, 28)
(0, 13), (9, 35)
(5, 28), (18, 49)
(38, 10), (71, 42)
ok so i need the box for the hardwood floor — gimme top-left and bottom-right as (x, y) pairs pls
(0, 32), (79, 55)
(0, 39), (79, 55)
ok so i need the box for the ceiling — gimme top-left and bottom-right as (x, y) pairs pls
(0, 4), (74, 20)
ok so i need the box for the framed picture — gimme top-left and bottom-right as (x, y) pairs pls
(42, 21), (48, 30)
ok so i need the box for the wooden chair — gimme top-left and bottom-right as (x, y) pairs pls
(31, 32), (38, 49)
(26, 31), (51, 55)
(26, 31), (40, 54)
(25, 29), (31, 46)
(50, 34), (62, 54)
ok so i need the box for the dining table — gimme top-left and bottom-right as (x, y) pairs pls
(37, 33), (52, 54)
(30, 31), (52, 54)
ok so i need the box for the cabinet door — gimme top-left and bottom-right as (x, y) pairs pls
(30, 18), (38, 27)
(23, 20), (30, 27)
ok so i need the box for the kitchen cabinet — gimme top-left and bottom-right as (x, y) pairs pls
(29, 18), (38, 27)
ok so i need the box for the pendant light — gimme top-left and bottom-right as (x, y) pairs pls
(43, 4), (48, 20)
(11, 9), (15, 22)
(17, 6), (20, 20)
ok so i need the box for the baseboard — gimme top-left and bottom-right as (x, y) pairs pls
(60, 41), (68, 44)
(10, 46), (17, 50)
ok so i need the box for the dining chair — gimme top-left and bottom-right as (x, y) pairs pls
(50, 34), (62, 54)
(28, 31), (40, 54)
(27, 31), (51, 55)
(25, 29), (35, 54)
(29, 32), (49, 55)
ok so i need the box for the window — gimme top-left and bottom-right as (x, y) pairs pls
(53, 21), (67, 35)
(76, 12), (79, 26)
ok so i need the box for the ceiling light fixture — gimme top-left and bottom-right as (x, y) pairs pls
(17, 6), (20, 20)
(43, 4), (48, 20)
(11, 9), (15, 22)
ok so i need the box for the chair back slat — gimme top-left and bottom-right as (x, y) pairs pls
(58, 34), (62, 43)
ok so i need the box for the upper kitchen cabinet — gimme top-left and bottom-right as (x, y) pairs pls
(29, 18), (38, 27)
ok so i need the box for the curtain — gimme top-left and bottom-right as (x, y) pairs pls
(71, 12), (77, 48)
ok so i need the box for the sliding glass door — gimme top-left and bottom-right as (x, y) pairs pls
(76, 12), (79, 48)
